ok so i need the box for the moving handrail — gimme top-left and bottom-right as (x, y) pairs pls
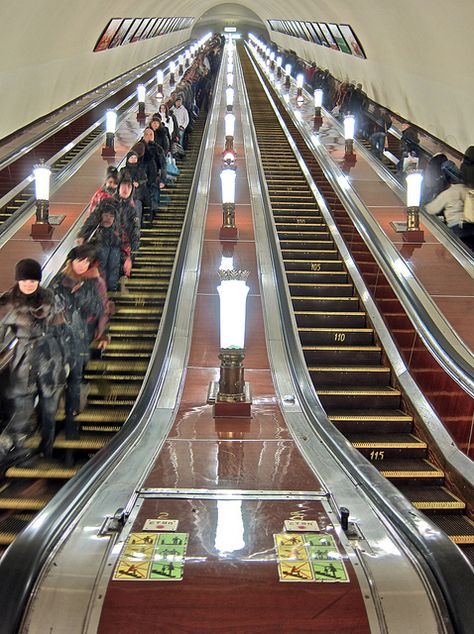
(0, 89), (213, 634)
(244, 60), (474, 633)
(247, 43), (474, 400)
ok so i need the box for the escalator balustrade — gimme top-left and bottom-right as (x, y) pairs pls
(239, 46), (474, 559)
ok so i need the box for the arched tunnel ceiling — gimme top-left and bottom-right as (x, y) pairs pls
(2, 1), (473, 150)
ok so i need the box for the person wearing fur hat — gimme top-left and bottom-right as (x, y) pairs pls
(0, 259), (73, 464)
(51, 244), (112, 441)
(78, 199), (132, 291)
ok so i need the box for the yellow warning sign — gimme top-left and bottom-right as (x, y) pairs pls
(112, 532), (188, 582)
(122, 544), (154, 560)
(274, 533), (349, 583)
(278, 560), (314, 582)
(113, 558), (151, 581)
(127, 532), (158, 546)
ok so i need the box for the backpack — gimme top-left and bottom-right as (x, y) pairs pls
(464, 189), (474, 224)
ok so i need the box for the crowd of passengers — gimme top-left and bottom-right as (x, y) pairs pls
(275, 47), (474, 250)
(0, 35), (223, 469)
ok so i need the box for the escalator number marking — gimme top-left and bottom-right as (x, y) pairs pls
(369, 450), (385, 461)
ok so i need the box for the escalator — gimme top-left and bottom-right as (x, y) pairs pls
(239, 46), (474, 561)
(0, 113), (206, 550)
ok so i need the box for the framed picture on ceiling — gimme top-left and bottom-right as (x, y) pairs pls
(318, 23), (339, 50)
(328, 24), (352, 54)
(142, 18), (158, 39)
(121, 18), (142, 46)
(339, 24), (366, 58)
(131, 18), (151, 42)
(109, 18), (135, 48)
(311, 22), (328, 47)
(94, 18), (123, 52)
(304, 21), (322, 45)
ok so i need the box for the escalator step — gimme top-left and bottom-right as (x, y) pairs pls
(0, 495), (53, 510)
(5, 460), (83, 479)
(348, 433), (427, 458)
(309, 366), (390, 387)
(397, 485), (466, 512)
(376, 458), (444, 482)
(429, 515), (474, 544)
(318, 387), (401, 409)
(328, 410), (413, 432)
(0, 514), (36, 544)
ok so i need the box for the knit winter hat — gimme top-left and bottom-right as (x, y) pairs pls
(15, 258), (42, 282)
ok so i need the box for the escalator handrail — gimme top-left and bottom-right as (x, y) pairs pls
(0, 85), (215, 634)
(247, 44), (474, 399)
(241, 44), (474, 634)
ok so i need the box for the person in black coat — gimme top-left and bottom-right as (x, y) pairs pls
(122, 151), (148, 225)
(133, 128), (167, 220)
(150, 116), (170, 155)
(51, 244), (111, 440)
(79, 199), (132, 291)
(0, 259), (73, 462)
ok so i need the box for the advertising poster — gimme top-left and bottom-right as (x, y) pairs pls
(339, 25), (367, 58)
(328, 24), (352, 54)
(94, 19), (123, 52)
(318, 23), (339, 50)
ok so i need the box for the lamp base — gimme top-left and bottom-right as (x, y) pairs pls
(208, 381), (252, 418)
(390, 221), (425, 243)
(101, 146), (116, 158)
(219, 225), (239, 240)
(313, 115), (323, 131)
(31, 222), (53, 239)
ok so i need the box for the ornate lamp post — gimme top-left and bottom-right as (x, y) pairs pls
(344, 114), (356, 157)
(219, 166), (238, 240)
(136, 84), (146, 122)
(156, 69), (164, 99)
(101, 109), (117, 157)
(31, 161), (53, 238)
(211, 269), (252, 417)
(276, 56), (283, 80)
(391, 170), (425, 242)
(285, 63), (292, 90)
(296, 74), (304, 104)
(226, 86), (234, 113)
(169, 60), (176, 86)
(313, 89), (323, 130)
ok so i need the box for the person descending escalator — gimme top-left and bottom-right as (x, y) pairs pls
(87, 165), (119, 215)
(51, 244), (112, 447)
(121, 151), (148, 227)
(149, 116), (170, 156)
(0, 259), (73, 466)
(78, 199), (132, 291)
(133, 128), (167, 223)
(115, 172), (141, 254)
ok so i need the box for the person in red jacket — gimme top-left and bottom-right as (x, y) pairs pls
(88, 166), (119, 215)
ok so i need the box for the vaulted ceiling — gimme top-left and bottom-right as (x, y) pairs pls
(2, 1), (473, 150)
